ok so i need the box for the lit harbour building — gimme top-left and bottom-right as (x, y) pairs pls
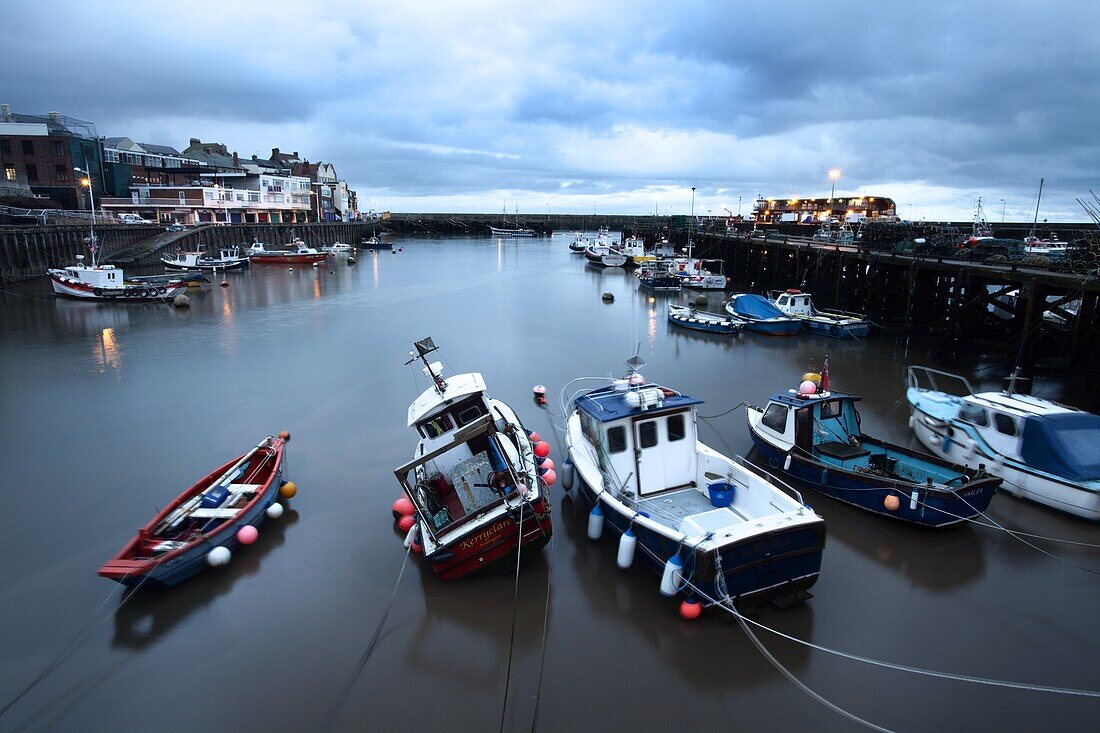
(752, 195), (897, 224)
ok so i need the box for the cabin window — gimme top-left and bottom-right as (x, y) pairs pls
(994, 413), (1018, 437)
(580, 410), (599, 445)
(607, 425), (626, 453)
(959, 405), (989, 427)
(639, 421), (658, 448)
(761, 404), (789, 433)
(421, 413), (453, 439)
(455, 404), (483, 426)
(819, 401), (841, 419)
(667, 414), (686, 442)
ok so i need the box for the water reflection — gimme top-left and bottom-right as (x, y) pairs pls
(94, 327), (122, 375)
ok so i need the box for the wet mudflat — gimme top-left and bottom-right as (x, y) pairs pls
(0, 235), (1097, 732)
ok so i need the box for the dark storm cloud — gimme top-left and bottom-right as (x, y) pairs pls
(1, 0), (1097, 216)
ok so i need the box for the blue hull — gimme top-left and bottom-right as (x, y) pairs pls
(803, 320), (871, 339)
(124, 467), (284, 588)
(742, 319), (803, 336)
(573, 475), (824, 607)
(749, 434), (997, 527)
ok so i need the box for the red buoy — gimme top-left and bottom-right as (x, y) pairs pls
(534, 441), (551, 458)
(392, 496), (415, 518)
(679, 600), (702, 621)
(541, 468), (557, 486)
(540, 457), (555, 471)
(397, 514), (415, 533)
(528, 431), (541, 443)
(411, 542), (423, 554)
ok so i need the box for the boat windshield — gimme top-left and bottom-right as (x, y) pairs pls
(1020, 413), (1100, 481)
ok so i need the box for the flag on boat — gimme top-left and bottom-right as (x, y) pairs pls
(821, 355), (830, 391)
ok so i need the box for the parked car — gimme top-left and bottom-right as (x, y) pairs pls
(119, 213), (154, 224)
(166, 223), (187, 232)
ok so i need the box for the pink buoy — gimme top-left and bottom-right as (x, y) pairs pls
(392, 496), (415, 518)
(237, 525), (258, 545)
(411, 542), (423, 554)
(397, 514), (416, 533)
(528, 431), (541, 443)
(534, 441), (551, 458)
(541, 468), (557, 486)
(799, 380), (817, 395)
(679, 600), (702, 621)
(540, 457), (555, 471)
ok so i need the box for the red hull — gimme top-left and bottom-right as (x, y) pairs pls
(249, 253), (327, 264)
(428, 497), (553, 581)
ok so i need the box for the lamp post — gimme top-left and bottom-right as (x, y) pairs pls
(74, 167), (96, 259)
(1000, 198), (1006, 223)
(689, 186), (696, 257)
(828, 169), (840, 202)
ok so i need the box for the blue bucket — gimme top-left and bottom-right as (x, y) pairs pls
(707, 481), (735, 508)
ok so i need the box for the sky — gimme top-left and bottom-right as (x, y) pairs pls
(3, 0), (1099, 221)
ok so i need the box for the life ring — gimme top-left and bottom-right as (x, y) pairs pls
(157, 286), (167, 295)
(93, 288), (103, 296)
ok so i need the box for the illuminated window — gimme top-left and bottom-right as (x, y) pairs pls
(4, 166), (15, 181)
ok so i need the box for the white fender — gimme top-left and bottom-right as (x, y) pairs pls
(617, 528), (636, 569)
(660, 555), (684, 597)
(561, 461), (575, 492)
(587, 504), (604, 541)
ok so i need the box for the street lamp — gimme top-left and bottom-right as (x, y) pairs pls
(689, 186), (696, 257)
(74, 167), (96, 257)
(828, 169), (841, 202)
(1000, 198), (1006, 223)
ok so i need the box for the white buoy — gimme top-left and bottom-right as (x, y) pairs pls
(659, 554), (684, 597)
(907, 416), (915, 430)
(617, 528), (636, 569)
(783, 453), (792, 471)
(587, 504), (604, 541)
(266, 502), (284, 519)
(402, 523), (419, 548)
(561, 461), (575, 492)
(206, 546), (231, 567)
(910, 490), (919, 511)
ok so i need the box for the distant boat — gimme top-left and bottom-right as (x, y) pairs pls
(667, 304), (743, 335)
(568, 233), (591, 253)
(636, 261), (682, 291)
(748, 378), (1000, 527)
(162, 246), (249, 271)
(724, 294), (803, 335)
(770, 289), (871, 339)
(907, 366), (1100, 520)
(615, 235), (647, 265)
(584, 241), (628, 267)
(393, 338), (552, 580)
(489, 225), (536, 237)
(98, 435), (289, 587)
(321, 242), (355, 254)
(361, 236), (392, 251)
(247, 239), (327, 264)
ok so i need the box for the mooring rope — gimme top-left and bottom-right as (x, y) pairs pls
(497, 499), (526, 733)
(323, 545), (411, 731)
(527, 532), (554, 733)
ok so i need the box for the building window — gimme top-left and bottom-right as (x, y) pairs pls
(4, 166), (15, 181)
(104, 149), (119, 162)
(25, 164), (37, 182)
(0, 140), (10, 155)
(22, 140), (34, 155)
(51, 141), (65, 157)
(55, 164), (69, 182)
(179, 192), (186, 205)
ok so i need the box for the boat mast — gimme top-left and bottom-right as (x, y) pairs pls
(406, 337), (447, 395)
(688, 186), (696, 259)
(1029, 177), (1044, 239)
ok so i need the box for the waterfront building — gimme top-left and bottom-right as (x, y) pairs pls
(0, 105), (103, 210)
(752, 195), (897, 224)
(102, 137), (212, 196)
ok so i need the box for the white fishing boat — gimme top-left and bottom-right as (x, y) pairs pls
(770, 289), (871, 339)
(671, 258), (727, 290)
(568, 233), (591, 253)
(562, 357), (825, 610)
(584, 241), (628, 267)
(906, 366), (1100, 520)
(162, 246), (249, 271)
(50, 252), (188, 301)
(321, 241), (355, 254)
(614, 235), (647, 265)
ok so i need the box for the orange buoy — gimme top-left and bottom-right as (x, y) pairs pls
(679, 600), (702, 621)
(278, 430), (291, 441)
(397, 514), (415, 532)
(392, 496), (415, 518)
(534, 441), (551, 458)
(411, 542), (423, 554)
(279, 481), (298, 499)
(220, 281), (229, 288)
(884, 494), (900, 511)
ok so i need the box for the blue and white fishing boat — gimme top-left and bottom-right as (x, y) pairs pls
(770, 289), (871, 339)
(584, 240), (628, 267)
(562, 358), (826, 610)
(747, 374), (1000, 527)
(906, 366), (1100, 520)
(568, 233), (591, 253)
(637, 261), (682, 292)
(667, 304), (743, 335)
(725, 294), (803, 336)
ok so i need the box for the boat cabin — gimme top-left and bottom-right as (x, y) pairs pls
(574, 383), (703, 497)
(772, 290), (815, 317)
(60, 263), (124, 288)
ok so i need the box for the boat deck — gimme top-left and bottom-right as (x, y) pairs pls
(637, 487), (749, 534)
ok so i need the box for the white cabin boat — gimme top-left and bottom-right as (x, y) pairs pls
(615, 236), (647, 265)
(584, 240), (628, 267)
(162, 247), (249, 271)
(906, 366), (1100, 520)
(50, 254), (187, 301)
(770, 289), (871, 339)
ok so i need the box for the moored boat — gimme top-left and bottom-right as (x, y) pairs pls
(615, 235), (647, 265)
(724, 294), (803, 335)
(162, 246), (249, 271)
(563, 358), (826, 610)
(361, 236), (393, 251)
(672, 258), (727, 290)
(770, 289), (871, 339)
(49, 254), (189, 301)
(247, 240), (327, 264)
(748, 373), (1000, 527)
(637, 261), (682, 291)
(568, 233), (591, 253)
(98, 435), (291, 587)
(321, 241), (355, 254)
(392, 338), (553, 580)
(667, 304), (743, 335)
(906, 366), (1100, 520)
(584, 242), (628, 267)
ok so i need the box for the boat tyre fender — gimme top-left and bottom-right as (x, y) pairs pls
(93, 287), (103, 296)
(157, 286), (167, 295)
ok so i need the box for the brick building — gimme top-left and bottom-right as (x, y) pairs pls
(0, 104), (103, 210)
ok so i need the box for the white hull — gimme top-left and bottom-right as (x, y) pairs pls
(908, 406), (1100, 520)
(50, 273), (185, 301)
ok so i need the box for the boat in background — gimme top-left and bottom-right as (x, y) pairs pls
(584, 241), (628, 267)
(98, 435), (290, 587)
(321, 241), (355, 254)
(247, 240), (327, 264)
(725, 294), (803, 335)
(393, 338), (552, 580)
(673, 258), (727, 290)
(361, 236), (393, 251)
(162, 246), (249, 271)
(568, 233), (591, 253)
(489, 205), (536, 237)
(50, 253), (189, 301)
(770, 289), (871, 338)
(564, 356), (825, 609)
(906, 366), (1100, 520)
(615, 235), (647, 265)
(667, 304), (743, 335)
(748, 372), (1000, 527)
(637, 261), (682, 291)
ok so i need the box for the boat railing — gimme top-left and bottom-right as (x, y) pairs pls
(734, 455), (806, 509)
(906, 365), (975, 397)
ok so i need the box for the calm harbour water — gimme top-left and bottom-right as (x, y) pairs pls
(0, 234), (1097, 732)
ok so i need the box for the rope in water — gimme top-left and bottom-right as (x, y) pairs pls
(497, 496), (526, 733)
(323, 545), (411, 730)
